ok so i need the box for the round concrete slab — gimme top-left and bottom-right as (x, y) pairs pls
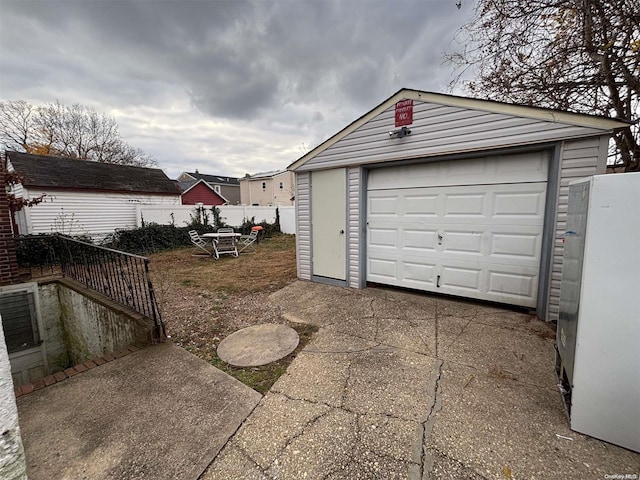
(217, 324), (299, 367)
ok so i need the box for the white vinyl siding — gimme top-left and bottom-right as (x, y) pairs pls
(299, 101), (605, 172)
(347, 167), (361, 288)
(546, 135), (608, 321)
(21, 188), (180, 239)
(295, 173), (311, 280)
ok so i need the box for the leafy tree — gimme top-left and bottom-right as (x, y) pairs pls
(0, 100), (156, 167)
(447, 0), (639, 171)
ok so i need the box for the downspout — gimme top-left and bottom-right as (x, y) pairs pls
(272, 176), (276, 205)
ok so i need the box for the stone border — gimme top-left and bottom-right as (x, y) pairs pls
(14, 344), (142, 398)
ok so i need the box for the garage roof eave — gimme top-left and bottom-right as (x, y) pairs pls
(287, 88), (631, 172)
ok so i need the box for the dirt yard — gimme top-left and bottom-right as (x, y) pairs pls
(148, 234), (314, 392)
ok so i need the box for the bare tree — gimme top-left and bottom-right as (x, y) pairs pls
(447, 0), (639, 171)
(0, 100), (38, 153)
(0, 100), (157, 167)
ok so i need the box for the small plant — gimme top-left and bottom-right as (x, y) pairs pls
(52, 209), (90, 239)
(275, 207), (281, 232)
(187, 205), (206, 230)
(211, 206), (227, 230)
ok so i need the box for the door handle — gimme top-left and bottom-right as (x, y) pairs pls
(437, 234), (443, 245)
(339, 229), (345, 234)
(437, 275), (441, 288)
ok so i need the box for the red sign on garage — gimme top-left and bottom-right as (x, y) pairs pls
(395, 99), (413, 127)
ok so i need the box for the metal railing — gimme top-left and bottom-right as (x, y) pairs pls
(15, 235), (165, 340)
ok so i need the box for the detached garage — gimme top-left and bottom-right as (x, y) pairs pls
(288, 89), (628, 321)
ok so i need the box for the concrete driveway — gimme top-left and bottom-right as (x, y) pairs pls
(204, 281), (640, 480)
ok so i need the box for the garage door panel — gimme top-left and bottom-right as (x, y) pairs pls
(439, 260), (539, 307)
(488, 271), (537, 299)
(368, 151), (549, 190)
(368, 227), (398, 248)
(405, 194), (438, 216)
(404, 229), (438, 251)
(368, 257), (398, 280)
(369, 184), (546, 226)
(444, 193), (485, 216)
(491, 233), (540, 259)
(367, 256), (437, 289)
(404, 261), (437, 286)
(493, 190), (546, 217)
(440, 266), (482, 291)
(441, 230), (483, 255)
(366, 153), (547, 307)
(369, 195), (398, 215)
(368, 225), (543, 266)
(441, 226), (542, 262)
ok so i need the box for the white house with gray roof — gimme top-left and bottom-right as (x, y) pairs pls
(7, 152), (181, 239)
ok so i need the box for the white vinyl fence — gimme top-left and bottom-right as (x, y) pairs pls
(137, 205), (296, 234)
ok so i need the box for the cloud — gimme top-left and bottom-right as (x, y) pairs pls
(0, 0), (476, 178)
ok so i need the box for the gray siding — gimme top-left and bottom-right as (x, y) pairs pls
(299, 102), (605, 172)
(219, 185), (240, 204)
(295, 173), (311, 280)
(347, 167), (361, 288)
(546, 135), (609, 321)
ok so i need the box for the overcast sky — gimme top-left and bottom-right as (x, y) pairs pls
(0, 0), (476, 179)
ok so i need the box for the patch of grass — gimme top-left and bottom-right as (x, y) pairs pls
(198, 323), (318, 394)
(149, 234), (308, 394)
(149, 233), (297, 295)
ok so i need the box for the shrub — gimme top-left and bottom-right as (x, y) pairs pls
(237, 213), (281, 238)
(15, 234), (60, 268)
(103, 223), (191, 255)
(15, 233), (94, 268)
(101, 208), (282, 255)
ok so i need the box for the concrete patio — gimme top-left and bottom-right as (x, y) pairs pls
(17, 343), (261, 480)
(17, 281), (640, 479)
(205, 281), (640, 479)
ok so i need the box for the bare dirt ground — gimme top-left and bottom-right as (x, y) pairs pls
(148, 234), (314, 392)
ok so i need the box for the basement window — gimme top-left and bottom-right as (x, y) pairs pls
(0, 284), (41, 353)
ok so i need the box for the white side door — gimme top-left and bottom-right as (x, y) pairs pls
(311, 168), (346, 280)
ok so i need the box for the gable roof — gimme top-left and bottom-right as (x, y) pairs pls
(240, 169), (289, 181)
(7, 151), (180, 195)
(182, 171), (240, 186)
(180, 178), (228, 202)
(288, 88), (630, 171)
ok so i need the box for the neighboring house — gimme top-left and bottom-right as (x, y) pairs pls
(288, 88), (629, 322)
(178, 179), (227, 206)
(177, 171), (240, 204)
(6, 152), (181, 238)
(239, 170), (294, 206)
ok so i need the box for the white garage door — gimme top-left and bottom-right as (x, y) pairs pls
(366, 152), (549, 307)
